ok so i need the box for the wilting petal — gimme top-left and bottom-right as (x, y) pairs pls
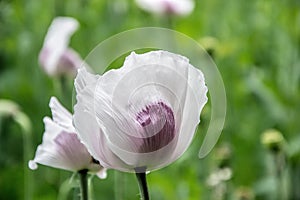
(39, 17), (81, 76)
(135, 0), (195, 16)
(74, 50), (208, 173)
(29, 97), (106, 177)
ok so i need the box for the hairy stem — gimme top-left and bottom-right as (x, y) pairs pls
(135, 170), (150, 200)
(79, 169), (88, 200)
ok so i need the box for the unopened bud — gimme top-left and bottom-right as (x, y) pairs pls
(199, 36), (219, 58)
(261, 129), (284, 153)
(214, 144), (232, 168)
(0, 99), (19, 117)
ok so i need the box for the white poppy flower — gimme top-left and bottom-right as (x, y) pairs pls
(135, 0), (195, 16)
(39, 17), (83, 76)
(29, 97), (107, 179)
(74, 50), (208, 173)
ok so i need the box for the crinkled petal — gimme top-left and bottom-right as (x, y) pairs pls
(95, 51), (191, 134)
(75, 68), (100, 94)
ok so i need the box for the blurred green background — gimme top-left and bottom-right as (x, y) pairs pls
(1, 0), (300, 199)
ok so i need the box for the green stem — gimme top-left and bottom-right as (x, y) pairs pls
(55, 0), (65, 15)
(53, 76), (70, 106)
(135, 171), (150, 200)
(79, 169), (88, 200)
(88, 176), (94, 200)
(114, 171), (125, 200)
(14, 111), (33, 200)
(274, 152), (285, 200)
(290, 161), (300, 199)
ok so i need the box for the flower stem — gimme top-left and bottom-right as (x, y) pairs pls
(274, 152), (286, 200)
(135, 171), (150, 200)
(114, 171), (125, 200)
(79, 169), (88, 200)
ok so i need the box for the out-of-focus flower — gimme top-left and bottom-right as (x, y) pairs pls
(29, 97), (106, 179)
(214, 143), (232, 168)
(135, 0), (195, 16)
(261, 129), (285, 153)
(39, 17), (83, 77)
(206, 167), (232, 187)
(234, 186), (255, 200)
(73, 50), (208, 173)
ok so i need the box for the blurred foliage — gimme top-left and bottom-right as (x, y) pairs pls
(0, 0), (300, 199)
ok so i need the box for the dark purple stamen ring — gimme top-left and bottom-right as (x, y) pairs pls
(134, 101), (175, 153)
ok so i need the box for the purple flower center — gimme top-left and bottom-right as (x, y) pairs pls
(134, 101), (175, 153)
